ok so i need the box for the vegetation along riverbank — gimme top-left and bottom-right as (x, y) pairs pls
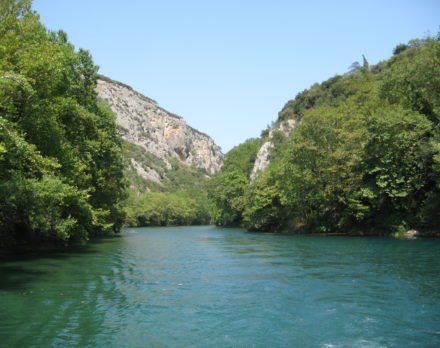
(1, 0), (439, 251)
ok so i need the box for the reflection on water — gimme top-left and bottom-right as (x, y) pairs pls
(1, 226), (439, 347)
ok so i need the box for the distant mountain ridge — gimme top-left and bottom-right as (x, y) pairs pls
(96, 76), (224, 188)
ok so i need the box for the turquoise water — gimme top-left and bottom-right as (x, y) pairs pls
(1, 226), (439, 347)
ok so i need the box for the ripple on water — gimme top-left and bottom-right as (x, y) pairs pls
(0, 227), (439, 347)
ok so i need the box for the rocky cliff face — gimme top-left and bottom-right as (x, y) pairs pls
(250, 119), (296, 180)
(96, 77), (223, 184)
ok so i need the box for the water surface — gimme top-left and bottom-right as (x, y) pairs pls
(1, 226), (439, 347)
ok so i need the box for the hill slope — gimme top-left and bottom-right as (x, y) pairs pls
(209, 37), (440, 235)
(96, 76), (224, 226)
(97, 76), (223, 191)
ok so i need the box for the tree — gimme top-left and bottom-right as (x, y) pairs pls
(358, 107), (433, 231)
(0, 0), (126, 247)
(243, 162), (287, 231)
(208, 139), (260, 227)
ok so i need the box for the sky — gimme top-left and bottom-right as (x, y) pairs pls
(32, 0), (439, 152)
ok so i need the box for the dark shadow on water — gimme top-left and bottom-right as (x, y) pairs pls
(0, 265), (47, 291)
(0, 235), (121, 291)
(0, 234), (121, 260)
(0, 242), (96, 261)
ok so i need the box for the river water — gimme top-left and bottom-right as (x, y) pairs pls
(1, 226), (439, 347)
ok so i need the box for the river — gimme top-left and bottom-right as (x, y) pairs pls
(1, 226), (439, 347)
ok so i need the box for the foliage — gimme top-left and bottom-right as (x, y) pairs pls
(0, 0), (126, 247)
(380, 40), (440, 122)
(278, 74), (358, 121)
(355, 107), (433, 231)
(243, 161), (287, 231)
(211, 36), (440, 234)
(125, 190), (210, 227)
(208, 138), (260, 226)
(122, 140), (214, 227)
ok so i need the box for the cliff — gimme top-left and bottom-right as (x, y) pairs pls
(96, 77), (224, 187)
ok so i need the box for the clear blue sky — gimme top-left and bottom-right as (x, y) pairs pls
(33, 0), (439, 152)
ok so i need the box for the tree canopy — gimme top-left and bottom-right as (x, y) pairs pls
(0, 0), (126, 247)
(210, 36), (440, 235)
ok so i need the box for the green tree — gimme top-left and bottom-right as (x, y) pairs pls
(243, 161), (287, 231)
(357, 107), (433, 231)
(0, 0), (126, 247)
(208, 138), (260, 226)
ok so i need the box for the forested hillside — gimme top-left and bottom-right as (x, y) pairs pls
(0, 0), (126, 247)
(95, 76), (223, 228)
(209, 37), (440, 235)
(124, 155), (214, 227)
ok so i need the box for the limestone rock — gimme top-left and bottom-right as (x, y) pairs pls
(96, 77), (224, 182)
(404, 229), (419, 239)
(250, 119), (296, 180)
(130, 158), (161, 183)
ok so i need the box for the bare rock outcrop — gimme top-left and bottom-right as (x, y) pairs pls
(250, 119), (296, 180)
(96, 77), (224, 181)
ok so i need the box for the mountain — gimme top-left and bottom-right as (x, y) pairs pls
(96, 76), (223, 190)
(96, 76), (224, 227)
